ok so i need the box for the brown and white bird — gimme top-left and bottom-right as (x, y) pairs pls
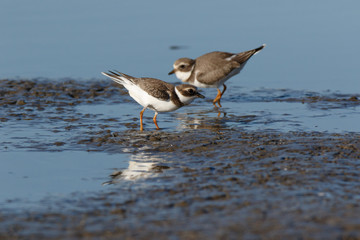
(168, 44), (265, 107)
(101, 71), (204, 131)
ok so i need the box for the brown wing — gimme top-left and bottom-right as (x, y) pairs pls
(193, 45), (265, 85)
(194, 52), (240, 85)
(135, 78), (174, 101)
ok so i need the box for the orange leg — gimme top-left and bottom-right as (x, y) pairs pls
(153, 112), (160, 130)
(213, 88), (222, 107)
(139, 107), (146, 131)
(213, 84), (227, 107)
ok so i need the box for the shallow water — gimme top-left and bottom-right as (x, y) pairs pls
(0, 151), (129, 209)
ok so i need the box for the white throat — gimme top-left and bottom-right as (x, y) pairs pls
(175, 87), (196, 105)
(174, 66), (194, 82)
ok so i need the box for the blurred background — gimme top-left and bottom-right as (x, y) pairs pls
(1, 0), (359, 92)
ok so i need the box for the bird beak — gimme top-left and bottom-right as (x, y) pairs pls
(168, 69), (176, 75)
(197, 93), (205, 99)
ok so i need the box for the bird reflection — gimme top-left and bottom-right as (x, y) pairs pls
(173, 108), (229, 130)
(103, 150), (164, 185)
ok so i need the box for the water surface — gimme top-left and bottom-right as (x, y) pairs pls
(0, 151), (129, 210)
(1, 0), (360, 92)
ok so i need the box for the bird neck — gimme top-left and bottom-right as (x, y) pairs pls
(172, 87), (185, 108)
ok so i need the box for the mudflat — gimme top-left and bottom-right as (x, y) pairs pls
(1, 79), (360, 239)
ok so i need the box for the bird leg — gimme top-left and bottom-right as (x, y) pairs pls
(213, 84), (227, 107)
(213, 88), (222, 107)
(140, 107), (146, 131)
(221, 84), (227, 95)
(153, 112), (160, 130)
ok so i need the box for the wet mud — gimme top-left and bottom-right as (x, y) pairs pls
(1, 79), (360, 239)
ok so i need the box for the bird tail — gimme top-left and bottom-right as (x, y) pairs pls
(234, 44), (266, 64)
(253, 44), (266, 54)
(101, 71), (136, 86)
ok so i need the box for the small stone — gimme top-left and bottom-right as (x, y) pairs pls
(54, 142), (65, 146)
(349, 96), (358, 101)
(16, 99), (26, 105)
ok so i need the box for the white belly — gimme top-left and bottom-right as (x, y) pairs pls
(128, 87), (179, 112)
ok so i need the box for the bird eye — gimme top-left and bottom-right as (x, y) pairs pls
(179, 64), (186, 69)
(188, 88), (194, 94)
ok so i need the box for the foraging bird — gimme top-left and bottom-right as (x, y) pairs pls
(168, 44), (265, 107)
(101, 71), (204, 131)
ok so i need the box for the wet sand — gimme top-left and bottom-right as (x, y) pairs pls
(1, 79), (360, 239)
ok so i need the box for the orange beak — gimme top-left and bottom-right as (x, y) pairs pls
(168, 69), (176, 75)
